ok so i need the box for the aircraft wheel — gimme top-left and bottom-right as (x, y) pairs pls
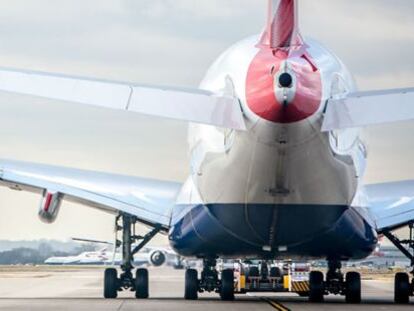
(220, 269), (235, 301)
(184, 269), (198, 300)
(104, 268), (118, 299)
(345, 272), (361, 303)
(395, 272), (410, 304)
(135, 268), (149, 299)
(309, 271), (324, 303)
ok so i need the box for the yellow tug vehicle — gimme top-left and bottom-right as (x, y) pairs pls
(232, 261), (310, 296)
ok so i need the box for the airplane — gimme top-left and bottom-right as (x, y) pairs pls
(106, 245), (184, 268)
(44, 248), (112, 265)
(0, 0), (413, 304)
(69, 237), (184, 268)
(44, 242), (174, 267)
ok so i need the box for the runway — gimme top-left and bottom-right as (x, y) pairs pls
(0, 266), (412, 310)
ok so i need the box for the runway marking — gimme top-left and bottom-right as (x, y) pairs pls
(262, 298), (290, 311)
(116, 299), (125, 311)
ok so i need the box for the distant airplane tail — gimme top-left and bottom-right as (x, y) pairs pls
(259, 0), (302, 49)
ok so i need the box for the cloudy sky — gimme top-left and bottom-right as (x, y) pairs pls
(0, 0), (412, 243)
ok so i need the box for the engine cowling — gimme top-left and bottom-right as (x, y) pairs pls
(38, 190), (62, 223)
(149, 250), (166, 267)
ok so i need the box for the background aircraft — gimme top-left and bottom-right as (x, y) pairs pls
(44, 246), (178, 267)
(45, 237), (182, 267)
(45, 248), (111, 265)
(0, 0), (413, 305)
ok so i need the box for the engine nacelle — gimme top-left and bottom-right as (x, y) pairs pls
(149, 250), (166, 267)
(38, 190), (63, 224)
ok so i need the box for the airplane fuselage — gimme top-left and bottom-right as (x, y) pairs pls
(169, 35), (378, 261)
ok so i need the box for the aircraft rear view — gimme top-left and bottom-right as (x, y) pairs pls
(0, 0), (414, 305)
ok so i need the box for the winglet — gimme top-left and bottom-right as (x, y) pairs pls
(260, 0), (301, 49)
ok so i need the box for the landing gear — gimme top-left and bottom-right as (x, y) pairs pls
(184, 258), (235, 301)
(383, 222), (414, 304)
(325, 260), (344, 296)
(309, 260), (361, 303)
(220, 269), (235, 301)
(200, 258), (220, 294)
(309, 271), (324, 302)
(184, 269), (198, 300)
(104, 268), (118, 298)
(345, 271), (361, 303)
(394, 272), (410, 304)
(135, 268), (149, 299)
(103, 213), (161, 299)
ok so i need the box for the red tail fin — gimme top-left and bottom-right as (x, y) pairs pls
(260, 0), (301, 49)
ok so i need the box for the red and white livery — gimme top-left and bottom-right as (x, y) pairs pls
(0, 0), (414, 304)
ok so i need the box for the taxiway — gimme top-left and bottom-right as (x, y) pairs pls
(0, 266), (411, 310)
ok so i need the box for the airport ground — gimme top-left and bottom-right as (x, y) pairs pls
(0, 266), (412, 310)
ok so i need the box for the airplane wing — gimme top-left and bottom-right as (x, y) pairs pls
(365, 180), (414, 232)
(322, 88), (414, 131)
(0, 159), (182, 230)
(0, 67), (246, 131)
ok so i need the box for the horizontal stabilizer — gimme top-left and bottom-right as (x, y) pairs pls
(0, 67), (246, 130)
(322, 87), (414, 131)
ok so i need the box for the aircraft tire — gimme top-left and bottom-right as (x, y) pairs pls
(394, 272), (410, 304)
(220, 269), (235, 301)
(345, 272), (361, 303)
(135, 268), (149, 298)
(104, 268), (118, 299)
(309, 271), (324, 303)
(184, 269), (198, 300)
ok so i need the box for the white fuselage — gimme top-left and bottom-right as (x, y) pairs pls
(170, 35), (377, 260)
(177, 35), (366, 211)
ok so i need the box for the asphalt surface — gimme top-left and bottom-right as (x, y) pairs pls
(0, 266), (412, 310)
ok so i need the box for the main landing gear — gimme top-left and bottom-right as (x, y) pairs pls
(103, 213), (161, 299)
(383, 222), (414, 304)
(311, 222), (414, 305)
(309, 260), (361, 303)
(184, 258), (235, 301)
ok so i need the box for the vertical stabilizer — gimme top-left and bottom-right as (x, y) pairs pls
(260, 0), (300, 49)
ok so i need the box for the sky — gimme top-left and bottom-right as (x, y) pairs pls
(0, 0), (412, 243)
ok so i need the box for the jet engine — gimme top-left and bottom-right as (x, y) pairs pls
(38, 190), (63, 223)
(149, 250), (166, 266)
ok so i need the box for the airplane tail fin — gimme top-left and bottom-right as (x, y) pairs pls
(260, 0), (301, 49)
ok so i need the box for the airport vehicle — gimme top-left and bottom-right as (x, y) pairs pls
(0, 0), (414, 304)
(233, 261), (310, 296)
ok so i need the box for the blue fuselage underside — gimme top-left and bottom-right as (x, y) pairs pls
(169, 204), (377, 261)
